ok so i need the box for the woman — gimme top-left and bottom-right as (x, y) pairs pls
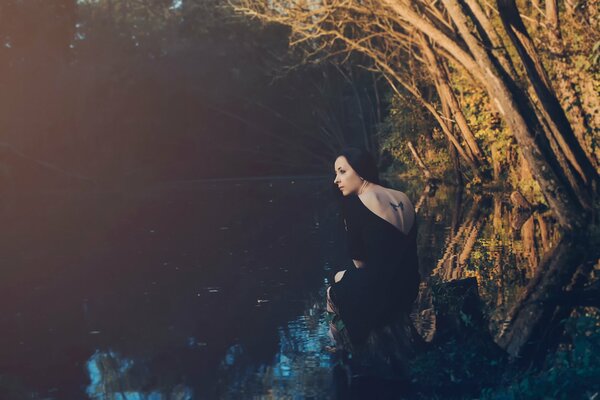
(327, 147), (421, 352)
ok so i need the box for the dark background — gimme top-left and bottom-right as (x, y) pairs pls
(0, 0), (390, 189)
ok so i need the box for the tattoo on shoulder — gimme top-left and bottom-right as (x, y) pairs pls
(390, 201), (404, 212)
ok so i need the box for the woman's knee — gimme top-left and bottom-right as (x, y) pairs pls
(334, 270), (346, 283)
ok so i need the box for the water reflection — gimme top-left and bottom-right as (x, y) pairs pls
(217, 289), (334, 399)
(82, 279), (337, 399)
(0, 178), (569, 399)
(0, 178), (345, 399)
(414, 187), (561, 340)
(86, 350), (193, 400)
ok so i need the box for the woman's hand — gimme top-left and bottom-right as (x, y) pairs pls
(353, 259), (366, 268)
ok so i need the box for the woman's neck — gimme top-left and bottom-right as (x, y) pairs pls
(358, 181), (377, 195)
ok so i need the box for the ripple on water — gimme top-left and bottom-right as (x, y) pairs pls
(217, 308), (335, 399)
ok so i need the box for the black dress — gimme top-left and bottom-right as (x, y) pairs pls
(329, 194), (421, 346)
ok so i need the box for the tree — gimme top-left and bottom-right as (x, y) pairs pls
(234, 0), (599, 231)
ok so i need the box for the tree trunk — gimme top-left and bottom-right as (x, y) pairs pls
(530, 0), (542, 28)
(578, 78), (600, 163)
(496, 0), (599, 201)
(510, 190), (533, 211)
(442, 99), (463, 186)
(378, 68), (482, 178)
(545, 0), (562, 51)
(463, 0), (519, 80)
(449, 140), (463, 186)
(496, 236), (594, 359)
(442, 93), (463, 186)
(458, 217), (484, 267)
(407, 141), (434, 180)
(434, 196), (484, 279)
(521, 215), (539, 275)
(543, 0), (600, 170)
(382, 0), (587, 230)
(536, 214), (551, 252)
(491, 143), (502, 181)
(551, 60), (599, 170)
(420, 35), (485, 165)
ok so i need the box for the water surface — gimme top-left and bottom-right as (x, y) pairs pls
(0, 178), (559, 399)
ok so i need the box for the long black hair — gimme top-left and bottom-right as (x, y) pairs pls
(331, 147), (381, 201)
(338, 147), (380, 183)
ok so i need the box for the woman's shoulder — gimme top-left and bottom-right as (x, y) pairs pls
(360, 186), (416, 234)
(361, 187), (413, 209)
(387, 187), (412, 203)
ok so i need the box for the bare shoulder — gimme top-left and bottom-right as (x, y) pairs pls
(361, 187), (413, 212)
(387, 188), (414, 208)
(360, 186), (416, 233)
(358, 190), (382, 208)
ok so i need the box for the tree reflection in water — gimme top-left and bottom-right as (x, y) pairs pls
(0, 179), (593, 399)
(217, 289), (335, 399)
(86, 350), (193, 399)
(411, 186), (563, 343)
(85, 289), (335, 399)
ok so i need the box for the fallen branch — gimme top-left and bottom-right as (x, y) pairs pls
(407, 141), (437, 182)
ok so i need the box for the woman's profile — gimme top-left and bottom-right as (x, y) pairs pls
(327, 147), (422, 376)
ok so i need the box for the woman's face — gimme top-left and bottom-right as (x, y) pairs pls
(333, 156), (363, 196)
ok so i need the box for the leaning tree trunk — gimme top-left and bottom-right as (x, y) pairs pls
(544, 0), (600, 170)
(496, 235), (597, 359)
(496, 0), (599, 199)
(463, 0), (519, 81)
(407, 141), (435, 180)
(381, 0), (586, 230)
(441, 91), (464, 186)
(442, 0), (587, 229)
(419, 35), (485, 167)
(376, 63), (483, 178)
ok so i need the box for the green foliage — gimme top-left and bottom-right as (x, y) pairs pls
(449, 74), (514, 180)
(379, 93), (451, 178)
(512, 176), (547, 206)
(377, 0), (598, 195)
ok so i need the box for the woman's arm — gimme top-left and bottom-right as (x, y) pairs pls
(352, 259), (366, 268)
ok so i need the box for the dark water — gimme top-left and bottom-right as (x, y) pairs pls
(0, 178), (559, 399)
